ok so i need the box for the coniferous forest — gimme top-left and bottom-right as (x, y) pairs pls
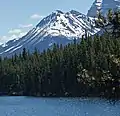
(0, 10), (120, 99)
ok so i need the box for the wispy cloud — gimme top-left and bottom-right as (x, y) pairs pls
(8, 29), (22, 34)
(19, 24), (33, 28)
(30, 14), (45, 19)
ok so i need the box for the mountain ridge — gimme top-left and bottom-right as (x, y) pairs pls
(0, 10), (99, 57)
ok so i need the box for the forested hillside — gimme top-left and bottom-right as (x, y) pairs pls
(0, 10), (120, 99)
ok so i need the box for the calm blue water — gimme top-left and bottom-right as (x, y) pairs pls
(0, 96), (119, 116)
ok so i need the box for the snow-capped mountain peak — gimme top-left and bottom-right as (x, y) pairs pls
(36, 10), (98, 38)
(0, 10), (99, 57)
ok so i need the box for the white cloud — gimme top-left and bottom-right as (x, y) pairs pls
(0, 36), (8, 43)
(30, 14), (44, 19)
(19, 24), (33, 28)
(0, 32), (27, 44)
(8, 29), (22, 34)
(18, 32), (27, 38)
(9, 35), (17, 40)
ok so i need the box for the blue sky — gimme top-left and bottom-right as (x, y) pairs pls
(0, 0), (94, 43)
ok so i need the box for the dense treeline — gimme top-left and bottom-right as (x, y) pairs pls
(0, 10), (120, 99)
(0, 34), (120, 99)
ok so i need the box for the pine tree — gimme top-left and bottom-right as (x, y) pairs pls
(22, 48), (27, 60)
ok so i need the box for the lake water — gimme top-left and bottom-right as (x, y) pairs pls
(0, 96), (119, 116)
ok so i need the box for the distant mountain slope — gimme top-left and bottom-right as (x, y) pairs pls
(87, 0), (102, 17)
(87, 0), (120, 17)
(0, 10), (99, 57)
